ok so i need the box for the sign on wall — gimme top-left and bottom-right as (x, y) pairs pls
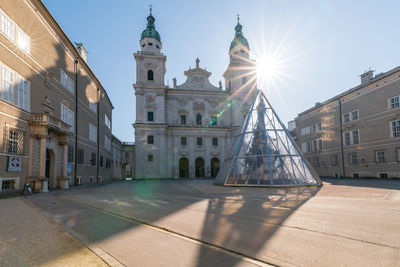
(7, 156), (22, 172)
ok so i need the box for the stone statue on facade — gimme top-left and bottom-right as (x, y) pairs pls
(196, 57), (200, 68)
(173, 77), (177, 88)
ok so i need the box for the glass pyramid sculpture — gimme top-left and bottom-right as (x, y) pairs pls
(215, 89), (322, 187)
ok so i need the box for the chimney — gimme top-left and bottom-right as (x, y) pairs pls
(360, 70), (374, 86)
(75, 42), (87, 62)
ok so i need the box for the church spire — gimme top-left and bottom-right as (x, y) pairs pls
(229, 15), (249, 52)
(141, 5), (161, 42)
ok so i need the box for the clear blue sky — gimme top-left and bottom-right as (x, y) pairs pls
(42, 0), (400, 142)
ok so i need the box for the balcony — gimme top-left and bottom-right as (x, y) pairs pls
(31, 113), (71, 134)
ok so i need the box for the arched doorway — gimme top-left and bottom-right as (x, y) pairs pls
(211, 158), (220, 178)
(179, 158), (189, 178)
(195, 157), (205, 178)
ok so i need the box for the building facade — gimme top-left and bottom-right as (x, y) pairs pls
(0, 0), (113, 192)
(112, 135), (135, 180)
(134, 11), (257, 179)
(296, 68), (400, 178)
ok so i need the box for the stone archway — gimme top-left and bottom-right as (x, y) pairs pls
(211, 158), (220, 178)
(195, 157), (205, 178)
(179, 158), (189, 178)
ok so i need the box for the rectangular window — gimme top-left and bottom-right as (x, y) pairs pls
(67, 145), (73, 162)
(318, 139), (323, 150)
(147, 111), (154, 122)
(317, 123), (322, 131)
(212, 137), (218, 146)
(312, 124), (317, 132)
(314, 157), (320, 167)
(89, 123), (97, 142)
(351, 110), (359, 121)
(301, 142), (307, 153)
(332, 155), (338, 166)
(352, 130), (359, 144)
(105, 114), (111, 129)
(106, 158), (111, 168)
(90, 152), (96, 166)
(17, 28), (30, 53)
(89, 98), (97, 113)
(353, 173), (360, 178)
(349, 153), (357, 165)
(147, 135), (154, 144)
(61, 104), (74, 132)
(312, 140), (317, 152)
(100, 156), (104, 167)
(211, 116), (217, 126)
(301, 126), (311, 135)
(148, 154), (153, 161)
(392, 120), (400, 137)
(125, 151), (129, 160)
(17, 77), (30, 111)
(344, 132), (351, 146)
(7, 128), (23, 155)
(180, 115), (186, 125)
(77, 149), (84, 164)
(1, 65), (14, 104)
(378, 173), (388, 178)
(389, 96), (400, 109)
(1, 11), (14, 40)
(61, 69), (74, 93)
(343, 113), (350, 123)
(180, 137), (187, 146)
(375, 151), (385, 163)
(104, 136), (111, 151)
(197, 137), (203, 146)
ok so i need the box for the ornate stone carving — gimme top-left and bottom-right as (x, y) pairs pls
(177, 98), (189, 107)
(191, 76), (205, 88)
(177, 109), (189, 115)
(144, 63), (154, 69)
(193, 101), (205, 111)
(145, 95), (155, 104)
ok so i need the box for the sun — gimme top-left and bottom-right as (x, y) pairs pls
(256, 55), (282, 85)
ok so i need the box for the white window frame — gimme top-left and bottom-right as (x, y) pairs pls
(0, 177), (19, 192)
(317, 122), (322, 131)
(390, 120), (400, 138)
(61, 69), (74, 94)
(375, 150), (385, 163)
(1, 64), (15, 104)
(317, 139), (323, 150)
(17, 76), (30, 111)
(349, 153), (357, 165)
(388, 95), (400, 110)
(344, 129), (360, 146)
(17, 27), (30, 53)
(301, 126), (311, 136)
(105, 114), (111, 129)
(343, 113), (350, 123)
(88, 98), (97, 113)
(89, 123), (97, 143)
(61, 104), (74, 132)
(104, 135), (111, 151)
(0, 10), (15, 40)
(351, 110), (359, 121)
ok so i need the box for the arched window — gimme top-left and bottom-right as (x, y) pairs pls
(147, 70), (154, 81)
(196, 114), (202, 125)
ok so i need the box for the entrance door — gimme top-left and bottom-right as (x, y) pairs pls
(179, 158), (189, 178)
(45, 149), (50, 179)
(195, 158), (205, 178)
(211, 158), (220, 178)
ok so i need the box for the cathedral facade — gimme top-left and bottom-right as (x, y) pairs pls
(134, 10), (257, 179)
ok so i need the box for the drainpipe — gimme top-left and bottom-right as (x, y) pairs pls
(96, 87), (100, 183)
(339, 99), (346, 178)
(74, 59), (79, 185)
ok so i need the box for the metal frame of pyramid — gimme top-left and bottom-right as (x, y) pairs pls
(215, 89), (322, 187)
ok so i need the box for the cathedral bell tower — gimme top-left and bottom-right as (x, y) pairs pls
(223, 16), (257, 128)
(134, 7), (168, 179)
